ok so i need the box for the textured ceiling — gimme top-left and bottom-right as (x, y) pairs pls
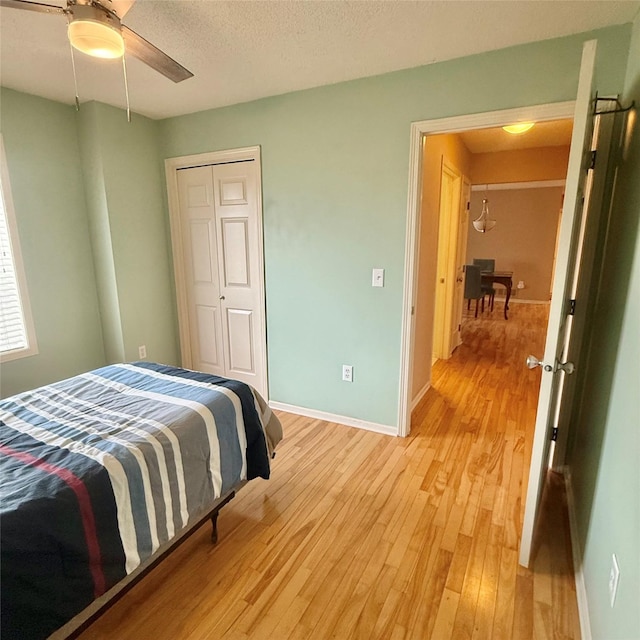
(1, 0), (639, 120)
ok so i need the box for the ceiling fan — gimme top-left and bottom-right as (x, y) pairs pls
(0, 0), (193, 83)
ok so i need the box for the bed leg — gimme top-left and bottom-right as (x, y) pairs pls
(209, 490), (236, 544)
(210, 511), (219, 544)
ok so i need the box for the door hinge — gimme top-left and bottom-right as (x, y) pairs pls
(411, 306), (415, 316)
(589, 149), (597, 170)
(569, 299), (576, 315)
(551, 428), (559, 441)
(458, 324), (461, 332)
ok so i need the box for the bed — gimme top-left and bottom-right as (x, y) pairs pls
(0, 361), (282, 639)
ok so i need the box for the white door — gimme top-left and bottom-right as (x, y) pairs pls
(176, 159), (267, 397)
(433, 160), (461, 360)
(177, 165), (225, 377)
(451, 177), (471, 350)
(550, 101), (618, 469)
(519, 40), (598, 567)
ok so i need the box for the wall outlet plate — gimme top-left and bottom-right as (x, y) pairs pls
(138, 345), (147, 359)
(342, 364), (353, 382)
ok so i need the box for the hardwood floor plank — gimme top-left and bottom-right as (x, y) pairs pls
(491, 546), (518, 640)
(471, 528), (501, 640)
(513, 569), (535, 640)
(451, 509), (492, 639)
(431, 587), (462, 639)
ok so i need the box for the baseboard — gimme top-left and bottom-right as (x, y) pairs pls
(269, 401), (398, 437)
(563, 466), (592, 640)
(410, 381), (431, 411)
(492, 297), (551, 305)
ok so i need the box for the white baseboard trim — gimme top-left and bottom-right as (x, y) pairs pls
(492, 297), (551, 305)
(563, 466), (592, 640)
(410, 381), (431, 411)
(269, 401), (398, 437)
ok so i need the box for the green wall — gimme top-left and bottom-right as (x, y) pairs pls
(78, 102), (179, 366)
(568, 14), (640, 640)
(0, 91), (178, 397)
(160, 25), (631, 427)
(0, 89), (105, 396)
(77, 101), (126, 363)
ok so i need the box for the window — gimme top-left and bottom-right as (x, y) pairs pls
(0, 136), (38, 363)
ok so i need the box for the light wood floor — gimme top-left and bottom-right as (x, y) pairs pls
(79, 302), (580, 640)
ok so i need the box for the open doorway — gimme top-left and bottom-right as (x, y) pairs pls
(431, 119), (573, 362)
(397, 101), (577, 436)
(408, 114), (574, 419)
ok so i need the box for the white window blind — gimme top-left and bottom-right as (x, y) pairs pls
(0, 136), (37, 363)
(0, 194), (28, 353)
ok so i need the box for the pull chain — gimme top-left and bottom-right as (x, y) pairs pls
(68, 39), (80, 111)
(122, 54), (131, 123)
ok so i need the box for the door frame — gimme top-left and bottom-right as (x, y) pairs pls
(398, 101), (575, 437)
(164, 146), (269, 398)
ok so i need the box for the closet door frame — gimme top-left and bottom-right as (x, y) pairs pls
(165, 146), (269, 399)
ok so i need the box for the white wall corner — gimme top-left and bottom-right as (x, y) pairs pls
(563, 466), (593, 640)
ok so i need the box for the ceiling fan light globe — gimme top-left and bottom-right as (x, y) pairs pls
(68, 20), (125, 59)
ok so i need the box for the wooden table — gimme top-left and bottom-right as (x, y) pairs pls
(481, 271), (513, 319)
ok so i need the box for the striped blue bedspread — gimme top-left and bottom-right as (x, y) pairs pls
(0, 362), (279, 639)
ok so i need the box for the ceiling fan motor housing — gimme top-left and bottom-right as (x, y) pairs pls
(68, 1), (125, 59)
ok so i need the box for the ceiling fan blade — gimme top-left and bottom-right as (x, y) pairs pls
(122, 24), (193, 83)
(0, 0), (65, 14)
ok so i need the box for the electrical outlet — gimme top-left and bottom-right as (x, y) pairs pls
(609, 554), (620, 608)
(342, 365), (353, 382)
(138, 345), (147, 359)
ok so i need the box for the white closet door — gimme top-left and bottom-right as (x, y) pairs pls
(177, 165), (225, 377)
(176, 160), (267, 396)
(211, 161), (265, 394)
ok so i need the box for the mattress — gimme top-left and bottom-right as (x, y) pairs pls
(0, 362), (282, 639)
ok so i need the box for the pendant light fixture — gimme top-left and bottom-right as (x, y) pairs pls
(473, 186), (496, 233)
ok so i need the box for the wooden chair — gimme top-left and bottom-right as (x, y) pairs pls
(473, 258), (496, 311)
(464, 264), (484, 317)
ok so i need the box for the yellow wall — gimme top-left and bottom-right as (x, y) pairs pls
(471, 146), (570, 184)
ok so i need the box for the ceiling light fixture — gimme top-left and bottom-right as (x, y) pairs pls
(68, 4), (125, 59)
(473, 186), (496, 233)
(502, 122), (535, 134)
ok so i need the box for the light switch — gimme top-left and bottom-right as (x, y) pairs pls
(372, 268), (384, 287)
